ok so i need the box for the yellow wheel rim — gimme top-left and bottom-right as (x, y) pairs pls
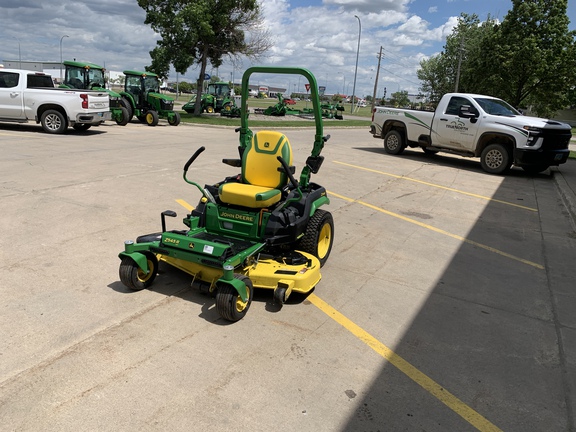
(317, 222), (332, 259)
(235, 286), (250, 312)
(136, 259), (154, 282)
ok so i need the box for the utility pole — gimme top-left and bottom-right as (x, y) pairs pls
(454, 35), (464, 92)
(371, 46), (383, 112)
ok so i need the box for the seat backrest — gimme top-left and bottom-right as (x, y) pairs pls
(242, 131), (292, 189)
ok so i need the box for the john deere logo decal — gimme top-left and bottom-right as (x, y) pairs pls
(264, 141), (270, 148)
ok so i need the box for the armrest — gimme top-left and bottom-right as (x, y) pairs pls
(222, 158), (242, 167)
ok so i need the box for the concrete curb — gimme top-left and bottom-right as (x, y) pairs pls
(554, 164), (576, 228)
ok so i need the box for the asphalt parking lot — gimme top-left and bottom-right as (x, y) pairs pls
(1, 119), (576, 431)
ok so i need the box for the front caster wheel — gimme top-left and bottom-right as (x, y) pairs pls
(216, 274), (253, 322)
(119, 255), (158, 291)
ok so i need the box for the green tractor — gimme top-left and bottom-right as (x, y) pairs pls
(118, 66), (334, 322)
(121, 70), (180, 126)
(61, 60), (130, 126)
(183, 81), (235, 114)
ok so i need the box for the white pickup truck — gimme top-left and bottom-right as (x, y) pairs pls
(370, 93), (572, 174)
(0, 68), (111, 133)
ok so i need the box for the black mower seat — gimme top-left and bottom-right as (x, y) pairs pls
(219, 130), (292, 208)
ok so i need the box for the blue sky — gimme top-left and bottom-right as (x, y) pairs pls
(1, 0), (575, 98)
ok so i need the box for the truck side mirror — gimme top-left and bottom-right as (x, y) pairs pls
(459, 105), (478, 119)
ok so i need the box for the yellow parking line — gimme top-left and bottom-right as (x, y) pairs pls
(176, 199), (194, 211)
(309, 293), (503, 432)
(329, 191), (544, 270)
(334, 161), (537, 212)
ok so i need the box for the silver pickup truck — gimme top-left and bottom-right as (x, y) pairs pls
(370, 93), (572, 174)
(0, 68), (111, 133)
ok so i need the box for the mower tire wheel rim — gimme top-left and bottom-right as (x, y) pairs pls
(206, 106), (215, 114)
(299, 209), (334, 267)
(216, 274), (253, 322)
(119, 255), (158, 291)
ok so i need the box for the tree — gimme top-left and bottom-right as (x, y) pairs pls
(417, 3), (576, 116)
(138, 0), (272, 115)
(390, 91), (410, 107)
(488, 0), (576, 116)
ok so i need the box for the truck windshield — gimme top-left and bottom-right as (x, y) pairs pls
(474, 97), (521, 116)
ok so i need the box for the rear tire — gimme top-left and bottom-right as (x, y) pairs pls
(480, 143), (511, 174)
(41, 109), (67, 134)
(383, 130), (405, 155)
(299, 209), (334, 267)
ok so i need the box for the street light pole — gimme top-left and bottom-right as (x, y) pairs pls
(60, 35), (69, 83)
(351, 15), (361, 114)
(12, 37), (21, 69)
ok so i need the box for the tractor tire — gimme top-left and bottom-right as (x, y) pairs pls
(383, 130), (405, 155)
(145, 110), (159, 126)
(120, 98), (133, 122)
(298, 209), (334, 267)
(168, 112), (181, 126)
(73, 123), (92, 132)
(41, 109), (68, 134)
(115, 107), (130, 126)
(206, 105), (215, 114)
(215, 274), (252, 322)
(119, 255), (158, 291)
(480, 143), (512, 174)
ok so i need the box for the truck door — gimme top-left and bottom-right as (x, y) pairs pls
(432, 96), (480, 151)
(0, 72), (24, 118)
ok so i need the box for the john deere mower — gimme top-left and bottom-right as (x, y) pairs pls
(120, 70), (180, 126)
(118, 66), (334, 322)
(61, 60), (130, 127)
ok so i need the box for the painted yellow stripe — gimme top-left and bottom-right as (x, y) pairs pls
(176, 199), (194, 211)
(329, 191), (544, 270)
(334, 161), (537, 212)
(308, 293), (503, 432)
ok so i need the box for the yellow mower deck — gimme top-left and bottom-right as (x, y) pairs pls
(159, 251), (321, 298)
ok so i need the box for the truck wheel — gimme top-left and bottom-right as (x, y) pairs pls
(119, 255), (158, 291)
(115, 107), (130, 126)
(41, 109), (68, 134)
(73, 123), (92, 132)
(216, 274), (252, 322)
(383, 130), (405, 155)
(480, 143), (511, 174)
(299, 209), (334, 267)
(168, 112), (181, 126)
(145, 110), (159, 126)
(522, 164), (549, 175)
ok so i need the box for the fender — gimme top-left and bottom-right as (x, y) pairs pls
(310, 195), (330, 217)
(119, 250), (150, 273)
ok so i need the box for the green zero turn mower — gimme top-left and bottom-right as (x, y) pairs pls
(118, 66), (334, 322)
(120, 70), (180, 126)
